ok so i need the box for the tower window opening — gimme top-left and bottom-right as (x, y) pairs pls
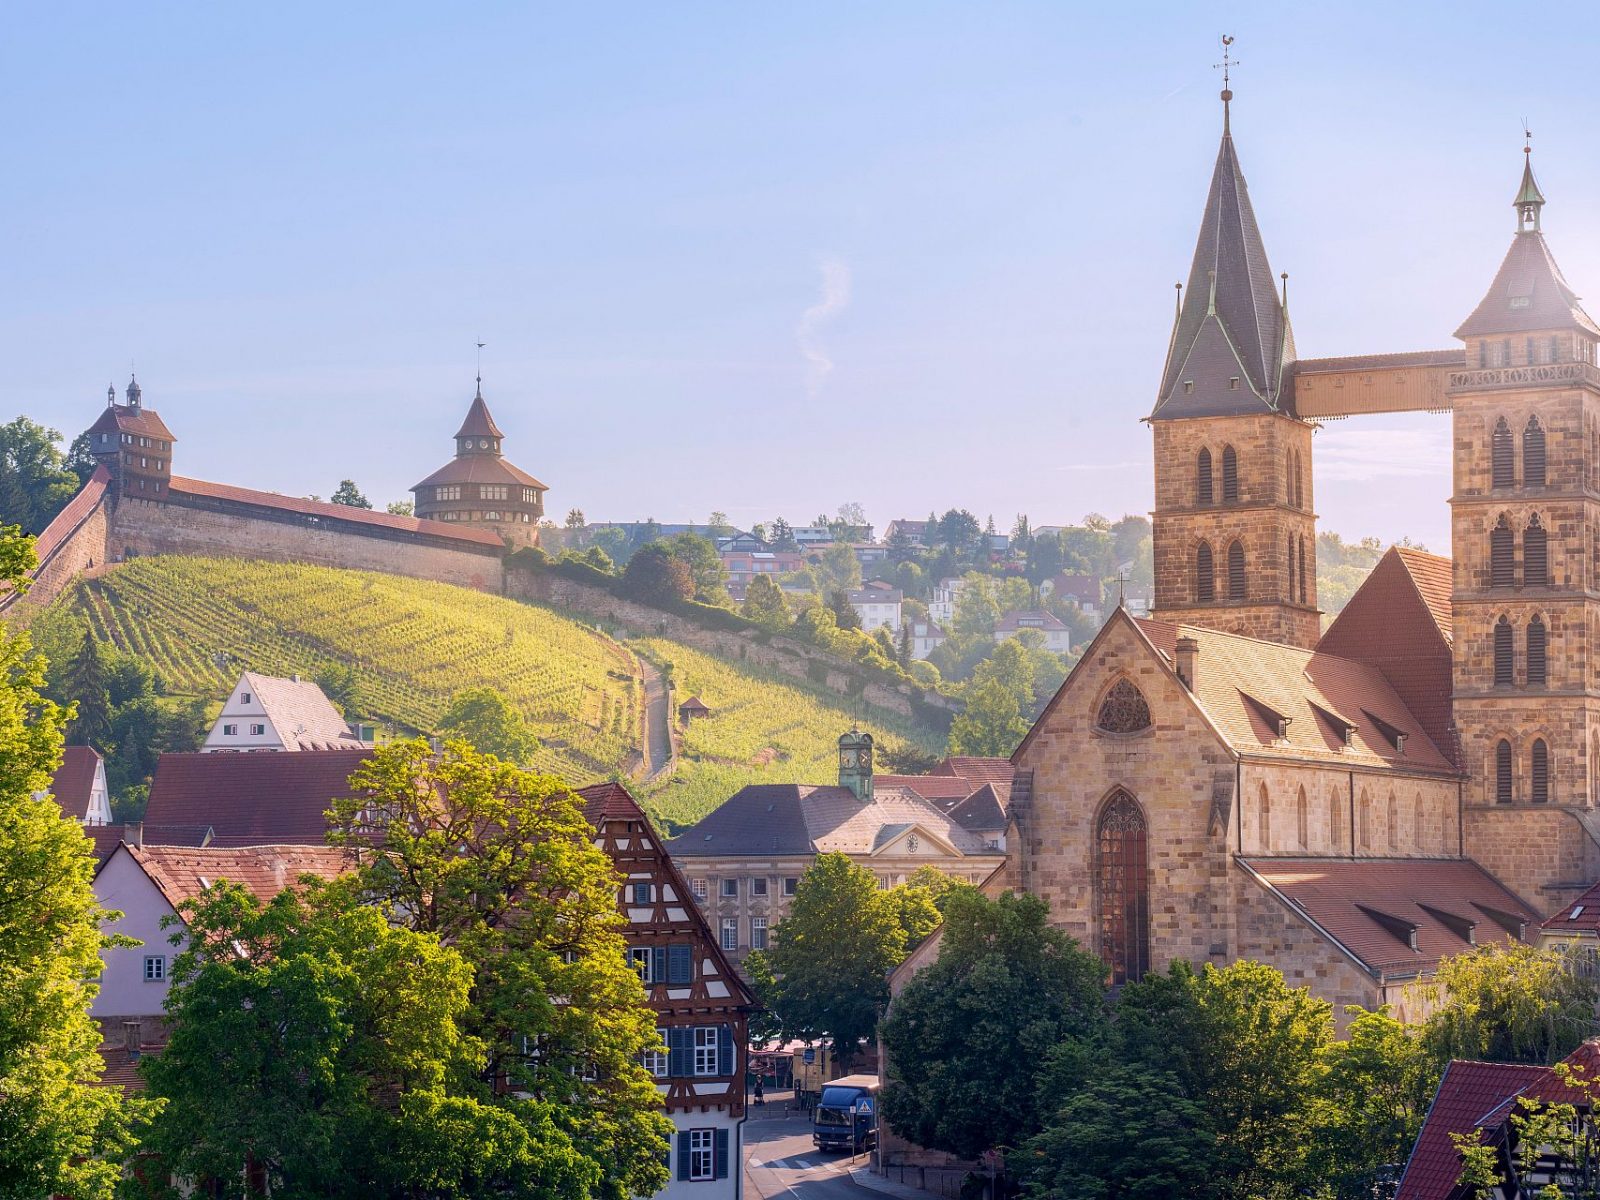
(1197, 448), (1213, 506)
(1494, 616), (1514, 686)
(1527, 615), (1547, 686)
(1491, 418), (1514, 488)
(1532, 739), (1550, 804)
(1195, 542), (1215, 603)
(1490, 515), (1515, 587)
(1297, 536), (1308, 604)
(1524, 416), (1546, 488)
(1227, 541), (1246, 601)
(1524, 515), (1548, 587)
(1496, 740), (1514, 803)
(1221, 446), (1239, 503)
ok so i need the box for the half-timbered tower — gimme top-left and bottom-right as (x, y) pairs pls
(580, 782), (755, 1200)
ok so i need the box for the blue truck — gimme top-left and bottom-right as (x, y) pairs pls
(812, 1073), (880, 1154)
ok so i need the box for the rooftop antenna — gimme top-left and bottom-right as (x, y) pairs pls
(475, 340), (486, 398)
(1214, 34), (1238, 131)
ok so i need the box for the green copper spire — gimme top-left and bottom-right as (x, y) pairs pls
(1516, 137), (1545, 232)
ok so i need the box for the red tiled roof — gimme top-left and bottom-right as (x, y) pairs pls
(32, 466), (110, 562)
(1455, 230), (1600, 339)
(995, 609), (1067, 633)
(1317, 546), (1456, 766)
(1293, 349), (1466, 375)
(1240, 858), (1538, 976)
(934, 757), (1019, 786)
(1396, 1060), (1547, 1200)
(1542, 878), (1600, 932)
(96, 1030), (169, 1095)
(578, 779), (648, 827)
(166, 476), (505, 549)
(86, 404), (176, 442)
(50, 745), (102, 820)
(143, 749), (374, 846)
(874, 775), (978, 807)
(125, 842), (354, 910)
(410, 454), (548, 491)
(454, 393), (505, 440)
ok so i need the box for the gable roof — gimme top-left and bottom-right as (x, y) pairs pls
(1153, 115), (1296, 419)
(1455, 229), (1600, 339)
(119, 843), (355, 911)
(946, 783), (1007, 832)
(144, 749), (374, 846)
(1542, 877), (1600, 934)
(1239, 858), (1538, 978)
(86, 403), (176, 442)
(995, 609), (1067, 633)
(230, 671), (360, 751)
(32, 466), (111, 561)
(50, 746), (104, 820)
(931, 756), (1018, 785)
(1396, 1059), (1549, 1200)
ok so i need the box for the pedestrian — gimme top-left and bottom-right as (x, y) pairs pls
(754, 1076), (766, 1107)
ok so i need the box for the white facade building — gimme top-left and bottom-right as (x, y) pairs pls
(847, 582), (902, 633)
(928, 577), (967, 625)
(202, 671), (363, 753)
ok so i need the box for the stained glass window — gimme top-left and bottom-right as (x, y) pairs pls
(1096, 679), (1151, 734)
(1096, 791), (1149, 985)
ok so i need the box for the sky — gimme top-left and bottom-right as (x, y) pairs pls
(8, 4), (1600, 555)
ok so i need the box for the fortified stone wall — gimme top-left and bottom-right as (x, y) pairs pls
(110, 495), (504, 593)
(0, 479), (112, 622)
(506, 568), (958, 723)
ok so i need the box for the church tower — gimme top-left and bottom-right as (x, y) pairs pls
(1149, 89), (1319, 649)
(1450, 147), (1600, 903)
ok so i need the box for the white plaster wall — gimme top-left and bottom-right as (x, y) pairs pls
(93, 849), (183, 1018)
(659, 1111), (743, 1200)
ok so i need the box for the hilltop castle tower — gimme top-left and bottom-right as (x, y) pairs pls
(1148, 97), (1320, 650)
(1449, 149), (1600, 839)
(411, 380), (548, 549)
(85, 375), (176, 503)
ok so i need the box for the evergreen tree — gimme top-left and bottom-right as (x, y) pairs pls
(61, 628), (112, 749)
(329, 479), (372, 509)
(0, 526), (132, 1198)
(741, 574), (788, 629)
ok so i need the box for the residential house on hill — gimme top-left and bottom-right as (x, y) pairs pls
(43, 745), (113, 825)
(1039, 572), (1102, 617)
(908, 619), (945, 660)
(928, 577), (966, 625)
(884, 519), (930, 549)
(201, 671), (365, 753)
(994, 609), (1071, 654)
(847, 581), (903, 633)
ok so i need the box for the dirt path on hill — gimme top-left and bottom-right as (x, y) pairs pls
(636, 657), (675, 780)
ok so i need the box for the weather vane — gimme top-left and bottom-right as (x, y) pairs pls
(1214, 34), (1238, 126)
(475, 339), (486, 391)
(1523, 118), (1533, 155)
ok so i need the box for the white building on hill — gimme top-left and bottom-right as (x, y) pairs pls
(202, 671), (365, 753)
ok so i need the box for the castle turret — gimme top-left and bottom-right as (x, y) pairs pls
(84, 375), (175, 503)
(410, 379), (547, 548)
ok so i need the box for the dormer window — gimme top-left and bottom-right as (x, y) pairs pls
(1183, 381), (1194, 394)
(1510, 296), (1531, 310)
(1229, 377), (1240, 390)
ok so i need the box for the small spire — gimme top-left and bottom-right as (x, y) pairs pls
(1515, 124), (1545, 233)
(475, 339), (486, 399)
(126, 373), (141, 408)
(1214, 34), (1237, 133)
(1280, 272), (1289, 310)
(107, 383), (115, 408)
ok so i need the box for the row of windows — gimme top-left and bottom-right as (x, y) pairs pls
(433, 484), (542, 504)
(1490, 416), (1546, 489)
(1477, 336), (1590, 370)
(1492, 614), (1548, 686)
(644, 1024), (736, 1080)
(435, 510), (535, 522)
(219, 723), (269, 736)
(1194, 540), (1247, 603)
(1488, 514), (1548, 587)
(120, 453), (166, 471)
(628, 943), (697, 984)
(1495, 738), (1551, 804)
(1263, 783), (1447, 853)
(691, 876), (799, 901)
(99, 432), (171, 451)
(720, 916), (768, 951)
(1193, 445), (1306, 509)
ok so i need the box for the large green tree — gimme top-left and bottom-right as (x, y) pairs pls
(328, 741), (671, 1200)
(765, 852), (905, 1065)
(61, 627), (113, 749)
(1420, 941), (1600, 1067)
(0, 417), (84, 534)
(947, 679), (1029, 757)
(0, 526), (132, 1199)
(880, 890), (1106, 1160)
(437, 686), (540, 766)
(666, 533), (730, 606)
(620, 541), (693, 608)
(139, 883), (592, 1200)
(329, 479), (372, 509)
(740, 574), (788, 629)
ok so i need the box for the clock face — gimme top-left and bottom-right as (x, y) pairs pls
(842, 749), (858, 768)
(478, 439), (488, 449)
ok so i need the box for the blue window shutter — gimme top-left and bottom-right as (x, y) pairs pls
(653, 946), (667, 984)
(669, 1027), (690, 1078)
(715, 1129), (730, 1179)
(718, 1024), (734, 1076)
(669, 943), (692, 984)
(677, 1132), (691, 1182)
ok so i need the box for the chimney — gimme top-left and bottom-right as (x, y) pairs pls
(123, 1020), (142, 1061)
(1175, 636), (1199, 691)
(124, 820), (143, 848)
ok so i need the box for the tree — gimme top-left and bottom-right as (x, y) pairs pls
(948, 679), (1029, 757)
(884, 868), (964, 953)
(741, 574), (789, 629)
(329, 741), (673, 1200)
(971, 638), (1035, 711)
(766, 853), (905, 1065)
(881, 891), (1107, 1161)
(437, 687), (540, 765)
(742, 950), (784, 1044)
(314, 661), (361, 718)
(827, 588), (862, 631)
(666, 532), (730, 605)
(330, 479), (372, 509)
(1421, 941), (1600, 1067)
(620, 541), (693, 608)
(0, 526), (132, 1199)
(837, 502), (867, 528)
(951, 574), (1000, 639)
(933, 509), (983, 559)
(707, 511), (733, 537)
(385, 499), (414, 516)
(565, 508), (587, 531)
(0, 417), (84, 534)
(768, 517), (797, 551)
(871, 626), (897, 662)
(60, 627), (113, 749)
(815, 543), (863, 594)
(140, 882), (594, 1199)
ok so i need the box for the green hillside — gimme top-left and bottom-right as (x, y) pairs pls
(31, 556), (943, 827)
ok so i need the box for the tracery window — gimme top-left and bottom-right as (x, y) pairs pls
(1096, 679), (1152, 735)
(1095, 791), (1150, 985)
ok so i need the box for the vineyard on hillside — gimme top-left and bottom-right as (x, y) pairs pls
(633, 637), (943, 829)
(31, 556), (946, 826)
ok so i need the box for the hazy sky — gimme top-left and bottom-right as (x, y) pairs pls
(8, 3), (1600, 555)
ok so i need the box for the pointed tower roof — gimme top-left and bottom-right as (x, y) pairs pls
(1455, 152), (1599, 340)
(454, 383), (505, 441)
(1152, 108), (1295, 420)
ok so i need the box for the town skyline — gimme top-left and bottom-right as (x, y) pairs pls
(11, 6), (1600, 554)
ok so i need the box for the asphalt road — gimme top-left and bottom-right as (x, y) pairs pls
(744, 1099), (867, 1200)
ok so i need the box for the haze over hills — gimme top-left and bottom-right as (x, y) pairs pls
(29, 555), (944, 828)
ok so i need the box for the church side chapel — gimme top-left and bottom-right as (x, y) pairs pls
(1007, 78), (1600, 1020)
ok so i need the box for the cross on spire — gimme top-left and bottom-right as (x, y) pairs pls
(1214, 34), (1238, 130)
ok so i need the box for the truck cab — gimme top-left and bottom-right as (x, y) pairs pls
(812, 1073), (879, 1154)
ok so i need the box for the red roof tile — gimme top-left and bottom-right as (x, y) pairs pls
(32, 466), (110, 561)
(125, 843), (354, 909)
(166, 476), (504, 549)
(50, 745), (103, 820)
(86, 404), (176, 442)
(410, 454), (548, 491)
(933, 757), (1019, 785)
(1396, 1060), (1547, 1200)
(454, 393), (504, 440)
(1241, 858), (1538, 976)
(1294, 349), (1466, 375)
(1542, 878), (1600, 932)
(143, 750), (373, 846)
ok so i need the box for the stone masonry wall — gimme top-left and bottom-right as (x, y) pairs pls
(1464, 804), (1600, 912)
(1233, 871), (1381, 1029)
(1, 489), (111, 622)
(110, 495), (504, 593)
(1239, 761), (1459, 858)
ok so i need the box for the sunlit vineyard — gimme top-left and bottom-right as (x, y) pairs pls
(632, 638), (944, 829)
(33, 557), (644, 780)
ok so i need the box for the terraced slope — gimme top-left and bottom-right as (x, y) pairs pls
(32, 556), (945, 827)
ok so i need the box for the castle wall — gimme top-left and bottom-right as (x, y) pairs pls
(1, 475), (112, 621)
(110, 495), (504, 593)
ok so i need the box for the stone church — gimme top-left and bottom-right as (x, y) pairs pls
(1003, 89), (1600, 1019)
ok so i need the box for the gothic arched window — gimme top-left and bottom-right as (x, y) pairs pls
(1532, 739), (1550, 804)
(1492, 417), (1514, 487)
(1195, 542), (1215, 603)
(1293, 449), (1304, 508)
(1386, 791), (1399, 850)
(1524, 515), (1548, 587)
(1496, 740), (1514, 803)
(1258, 783), (1271, 850)
(1096, 679), (1152, 735)
(1527, 615), (1547, 686)
(1197, 448), (1214, 506)
(1286, 534), (1296, 599)
(1227, 541), (1246, 601)
(1096, 791), (1149, 985)
(1358, 789), (1372, 849)
(1413, 793), (1426, 851)
(1494, 616), (1515, 686)
(1524, 416), (1547, 488)
(1298, 537), (1308, 604)
(1296, 786), (1308, 850)
(1221, 445), (1239, 503)
(1491, 516), (1515, 587)
(1328, 787), (1344, 850)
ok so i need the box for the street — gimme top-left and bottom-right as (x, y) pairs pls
(744, 1094), (869, 1200)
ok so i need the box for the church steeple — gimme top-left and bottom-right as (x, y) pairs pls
(1152, 91), (1295, 420)
(1516, 141), (1546, 232)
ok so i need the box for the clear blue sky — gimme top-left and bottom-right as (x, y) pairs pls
(8, 3), (1600, 554)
